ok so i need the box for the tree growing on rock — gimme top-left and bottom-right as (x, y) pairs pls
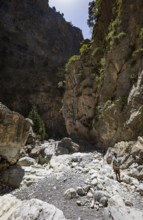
(28, 106), (46, 141)
(87, 0), (102, 28)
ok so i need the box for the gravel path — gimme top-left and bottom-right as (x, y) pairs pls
(2, 150), (143, 220)
(12, 169), (143, 220)
(13, 171), (104, 220)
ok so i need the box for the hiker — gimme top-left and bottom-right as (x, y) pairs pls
(112, 152), (121, 182)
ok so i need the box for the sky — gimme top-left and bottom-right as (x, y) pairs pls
(49, 0), (92, 39)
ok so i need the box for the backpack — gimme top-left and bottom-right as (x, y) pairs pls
(113, 157), (121, 167)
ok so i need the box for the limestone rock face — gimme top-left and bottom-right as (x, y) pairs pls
(0, 194), (22, 219)
(0, 103), (31, 164)
(63, 0), (143, 147)
(0, 0), (83, 137)
(9, 198), (67, 220)
(0, 194), (66, 220)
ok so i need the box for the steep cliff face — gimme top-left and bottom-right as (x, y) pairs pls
(0, 0), (83, 137)
(63, 0), (143, 147)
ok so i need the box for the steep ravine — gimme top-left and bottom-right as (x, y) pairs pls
(0, 1), (143, 219)
(63, 0), (143, 147)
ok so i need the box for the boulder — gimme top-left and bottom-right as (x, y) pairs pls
(104, 195), (143, 220)
(0, 194), (22, 219)
(9, 199), (66, 220)
(0, 103), (31, 164)
(104, 206), (143, 220)
(34, 141), (57, 164)
(76, 187), (85, 196)
(17, 156), (36, 166)
(128, 166), (143, 180)
(0, 194), (66, 220)
(0, 166), (24, 187)
(104, 147), (113, 164)
(56, 137), (80, 155)
(92, 190), (110, 203)
(49, 155), (72, 170)
(64, 188), (78, 199)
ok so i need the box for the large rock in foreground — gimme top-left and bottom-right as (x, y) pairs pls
(104, 195), (143, 220)
(0, 194), (66, 220)
(0, 103), (31, 164)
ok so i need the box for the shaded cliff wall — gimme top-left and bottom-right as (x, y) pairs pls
(63, 0), (143, 147)
(0, 0), (83, 137)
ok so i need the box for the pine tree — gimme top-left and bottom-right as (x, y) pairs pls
(87, 0), (102, 28)
(87, 1), (96, 28)
(28, 106), (46, 141)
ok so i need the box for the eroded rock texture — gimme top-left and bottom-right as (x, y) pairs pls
(0, 194), (66, 220)
(0, 0), (83, 137)
(0, 103), (30, 164)
(63, 0), (143, 147)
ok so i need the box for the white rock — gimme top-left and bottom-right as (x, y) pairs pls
(10, 199), (66, 220)
(104, 206), (143, 220)
(17, 157), (36, 166)
(64, 188), (78, 199)
(0, 194), (22, 219)
(90, 173), (98, 180)
(131, 178), (139, 186)
(91, 179), (98, 186)
(0, 195), (66, 220)
(87, 191), (93, 198)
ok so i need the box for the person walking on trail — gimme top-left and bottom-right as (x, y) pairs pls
(112, 152), (121, 182)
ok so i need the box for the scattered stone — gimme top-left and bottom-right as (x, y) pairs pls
(91, 179), (98, 186)
(76, 200), (83, 206)
(64, 188), (78, 199)
(96, 183), (103, 190)
(83, 185), (90, 194)
(1, 137), (143, 219)
(87, 191), (93, 198)
(100, 196), (108, 207)
(137, 184), (143, 196)
(125, 201), (133, 206)
(76, 187), (85, 196)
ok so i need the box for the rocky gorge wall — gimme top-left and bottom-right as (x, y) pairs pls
(0, 0), (83, 137)
(63, 0), (143, 148)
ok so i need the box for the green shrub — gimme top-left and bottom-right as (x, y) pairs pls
(87, 0), (102, 28)
(129, 74), (138, 84)
(114, 32), (126, 42)
(102, 100), (112, 111)
(65, 55), (79, 71)
(106, 0), (123, 47)
(28, 106), (46, 141)
(132, 48), (143, 57)
(80, 43), (90, 56)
